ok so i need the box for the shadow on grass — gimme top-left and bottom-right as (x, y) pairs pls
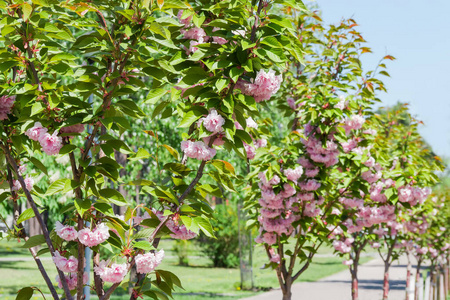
(0, 261), (38, 270)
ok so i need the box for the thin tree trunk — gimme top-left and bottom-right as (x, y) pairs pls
(351, 269), (359, 300)
(415, 257), (422, 300)
(383, 261), (390, 300)
(282, 276), (292, 300)
(406, 251), (412, 300)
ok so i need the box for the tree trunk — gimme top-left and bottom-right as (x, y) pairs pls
(351, 270), (359, 300)
(282, 281), (292, 300)
(405, 251), (412, 300)
(414, 258), (422, 300)
(383, 261), (390, 300)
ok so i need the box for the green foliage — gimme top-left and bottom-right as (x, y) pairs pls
(197, 203), (240, 268)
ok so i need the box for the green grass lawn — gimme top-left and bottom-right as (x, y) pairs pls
(0, 239), (373, 300)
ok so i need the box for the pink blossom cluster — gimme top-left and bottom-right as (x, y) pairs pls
(297, 157), (319, 178)
(343, 115), (365, 135)
(178, 11), (227, 52)
(398, 186), (431, 206)
(12, 175), (34, 192)
(335, 96), (348, 110)
(405, 219), (429, 234)
(203, 132), (225, 146)
(59, 124), (85, 138)
(181, 140), (216, 161)
(135, 250), (165, 274)
(283, 166), (303, 182)
(153, 210), (197, 240)
(299, 179), (321, 191)
(361, 170), (382, 184)
(333, 237), (353, 253)
(286, 97), (304, 110)
(55, 221), (78, 241)
(198, 109), (225, 133)
(25, 122), (63, 155)
(255, 138), (267, 149)
(56, 272), (89, 290)
(244, 142), (256, 160)
(339, 197), (364, 209)
(341, 139), (357, 153)
(255, 172), (301, 245)
(246, 117), (258, 129)
(269, 248), (280, 264)
(53, 251), (79, 273)
(78, 223), (110, 247)
(94, 260), (128, 283)
(0, 95), (15, 120)
(355, 205), (396, 228)
(236, 70), (282, 102)
(300, 125), (339, 167)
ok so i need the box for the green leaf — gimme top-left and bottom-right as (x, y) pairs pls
(161, 144), (179, 161)
(157, 270), (184, 289)
(99, 189), (128, 206)
(74, 198), (91, 217)
(16, 287), (34, 300)
(163, 163), (192, 177)
(146, 89), (169, 104)
(215, 78), (229, 92)
(46, 179), (70, 196)
(22, 3), (33, 21)
(133, 240), (153, 250)
(178, 109), (204, 128)
(128, 148), (150, 161)
(21, 235), (46, 248)
(150, 186), (179, 205)
(29, 157), (48, 175)
(194, 217), (214, 238)
(211, 160), (235, 175)
(59, 144), (77, 155)
(17, 208), (44, 225)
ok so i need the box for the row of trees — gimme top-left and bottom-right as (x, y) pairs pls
(0, 1), (446, 300)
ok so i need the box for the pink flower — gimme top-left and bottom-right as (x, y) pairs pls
(236, 70), (282, 102)
(181, 140), (216, 161)
(201, 109), (225, 133)
(244, 143), (256, 160)
(343, 115), (365, 134)
(342, 259), (353, 266)
(153, 210), (197, 240)
(341, 140), (357, 153)
(255, 139), (267, 149)
(25, 122), (48, 141)
(299, 179), (321, 191)
(177, 10), (192, 27)
(0, 95), (15, 120)
(94, 260), (128, 283)
(283, 166), (303, 182)
(56, 272), (89, 290)
(202, 134), (225, 146)
(39, 131), (63, 155)
(246, 117), (258, 129)
(78, 223), (110, 247)
(53, 251), (79, 273)
(60, 124), (85, 138)
(135, 250), (165, 274)
(24, 175), (34, 191)
(305, 168), (319, 178)
(269, 248), (280, 264)
(55, 221), (78, 241)
(212, 36), (227, 45)
(335, 96), (348, 110)
(183, 27), (206, 41)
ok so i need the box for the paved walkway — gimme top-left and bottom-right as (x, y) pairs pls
(242, 256), (416, 300)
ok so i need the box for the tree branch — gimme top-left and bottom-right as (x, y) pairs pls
(1, 143), (74, 300)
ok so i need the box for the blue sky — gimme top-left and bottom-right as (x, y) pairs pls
(313, 0), (450, 159)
